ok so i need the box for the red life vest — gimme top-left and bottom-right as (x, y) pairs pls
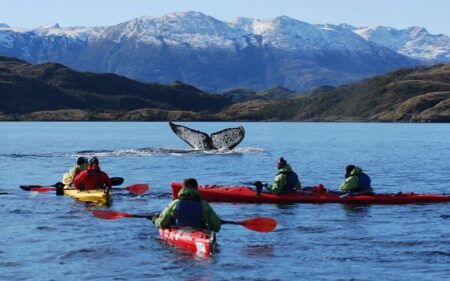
(74, 164), (111, 190)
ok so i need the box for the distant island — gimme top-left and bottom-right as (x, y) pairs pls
(0, 56), (449, 122)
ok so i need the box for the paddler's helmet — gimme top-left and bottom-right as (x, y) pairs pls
(345, 165), (355, 178)
(278, 157), (287, 169)
(183, 178), (198, 189)
(77, 157), (87, 165)
(89, 157), (99, 165)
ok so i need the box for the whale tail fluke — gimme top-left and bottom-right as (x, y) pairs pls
(211, 127), (245, 150)
(169, 122), (245, 150)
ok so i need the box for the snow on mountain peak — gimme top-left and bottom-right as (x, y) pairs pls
(352, 25), (450, 61)
(0, 12), (448, 62)
(0, 23), (9, 28)
(105, 11), (242, 48)
(39, 23), (61, 29)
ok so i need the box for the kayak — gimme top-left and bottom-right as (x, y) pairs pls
(64, 189), (112, 206)
(159, 227), (216, 256)
(171, 182), (450, 204)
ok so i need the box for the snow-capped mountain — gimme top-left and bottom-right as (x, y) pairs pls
(0, 11), (447, 91)
(346, 25), (450, 62)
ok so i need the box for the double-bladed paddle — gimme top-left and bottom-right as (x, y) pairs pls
(91, 210), (277, 233)
(240, 181), (268, 186)
(27, 183), (149, 195)
(240, 181), (270, 195)
(20, 177), (124, 191)
(220, 218), (277, 233)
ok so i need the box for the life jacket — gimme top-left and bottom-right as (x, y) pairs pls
(283, 171), (299, 193)
(176, 199), (204, 228)
(357, 173), (371, 191)
(74, 165), (111, 190)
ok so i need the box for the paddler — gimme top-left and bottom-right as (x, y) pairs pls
(255, 157), (301, 195)
(152, 178), (221, 232)
(63, 157), (88, 187)
(73, 157), (112, 191)
(339, 165), (373, 195)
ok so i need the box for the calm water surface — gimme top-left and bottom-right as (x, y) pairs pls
(1, 122), (449, 281)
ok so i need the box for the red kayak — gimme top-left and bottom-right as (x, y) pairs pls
(159, 227), (216, 256)
(171, 182), (450, 204)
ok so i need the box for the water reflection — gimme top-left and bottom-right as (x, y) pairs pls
(275, 203), (296, 210)
(341, 204), (371, 215)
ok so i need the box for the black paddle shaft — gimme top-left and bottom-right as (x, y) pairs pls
(220, 219), (239, 225)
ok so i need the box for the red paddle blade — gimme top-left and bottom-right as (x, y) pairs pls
(31, 187), (56, 192)
(239, 217), (277, 232)
(92, 210), (132, 220)
(124, 184), (149, 195)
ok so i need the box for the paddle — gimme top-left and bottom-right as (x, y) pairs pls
(220, 218), (277, 233)
(20, 177), (124, 191)
(92, 210), (157, 219)
(29, 183), (149, 195)
(241, 181), (269, 195)
(241, 181), (268, 186)
(92, 210), (277, 233)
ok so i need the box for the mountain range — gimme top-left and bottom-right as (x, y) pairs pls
(0, 56), (448, 122)
(1, 11), (449, 91)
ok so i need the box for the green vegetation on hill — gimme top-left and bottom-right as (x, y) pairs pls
(0, 56), (230, 115)
(222, 86), (297, 103)
(217, 64), (450, 122)
(1, 56), (449, 122)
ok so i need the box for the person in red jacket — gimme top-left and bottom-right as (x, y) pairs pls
(74, 157), (112, 191)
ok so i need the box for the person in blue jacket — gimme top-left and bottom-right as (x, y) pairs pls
(153, 178), (221, 232)
(255, 157), (301, 195)
(339, 165), (373, 194)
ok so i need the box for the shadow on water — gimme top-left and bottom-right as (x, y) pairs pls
(275, 203), (297, 210)
(341, 204), (371, 215)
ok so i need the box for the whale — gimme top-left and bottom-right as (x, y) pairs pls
(169, 122), (245, 150)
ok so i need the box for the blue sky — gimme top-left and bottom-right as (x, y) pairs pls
(1, 0), (449, 35)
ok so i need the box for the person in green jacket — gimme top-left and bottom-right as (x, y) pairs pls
(153, 178), (221, 232)
(256, 157), (301, 195)
(62, 157), (88, 187)
(339, 165), (373, 194)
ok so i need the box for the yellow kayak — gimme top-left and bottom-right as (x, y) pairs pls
(64, 189), (112, 206)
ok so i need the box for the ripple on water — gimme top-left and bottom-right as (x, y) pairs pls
(74, 147), (264, 157)
(2, 122), (450, 281)
(59, 247), (125, 260)
(242, 244), (275, 258)
(35, 225), (55, 231)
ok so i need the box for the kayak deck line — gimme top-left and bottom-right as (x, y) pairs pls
(171, 182), (450, 205)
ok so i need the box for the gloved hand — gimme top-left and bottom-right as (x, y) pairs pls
(254, 181), (263, 195)
(254, 181), (263, 188)
(149, 214), (159, 224)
